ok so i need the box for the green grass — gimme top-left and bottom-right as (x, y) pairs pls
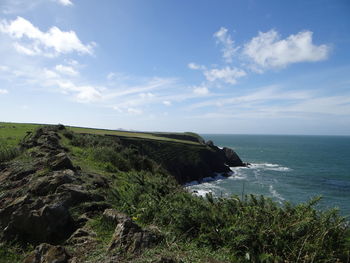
(0, 122), (40, 162)
(0, 122), (40, 147)
(69, 126), (201, 145)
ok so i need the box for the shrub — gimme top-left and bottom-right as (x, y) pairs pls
(0, 146), (20, 163)
(111, 170), (350, 262)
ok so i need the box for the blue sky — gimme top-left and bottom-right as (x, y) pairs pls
(0, 0), (349, 135)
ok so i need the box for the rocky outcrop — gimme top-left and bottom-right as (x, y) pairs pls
(106, 209), (161, 255)
(222, 147), (244, 167)
(24, 243), (71, 263)
(0, 125), (105, 245)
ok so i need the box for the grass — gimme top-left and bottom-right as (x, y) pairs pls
(69, 126), (201, 145)
(0, 122), (40, 147)
(0, 244), (28, 263)
(0, 122), (40, 162)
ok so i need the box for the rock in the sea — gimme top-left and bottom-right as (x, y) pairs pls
(205, 140), (215, 147)
(24, 243), (71, 263)
(222, 147), (244, 167)
(108, 217), (161, 254)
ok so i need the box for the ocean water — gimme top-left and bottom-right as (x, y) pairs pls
(186, 134), (350, 216)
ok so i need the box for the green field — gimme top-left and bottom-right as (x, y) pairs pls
(0, 122), (201, 147)
(0, 122), (41, 147)
(69, 126), (201, 145)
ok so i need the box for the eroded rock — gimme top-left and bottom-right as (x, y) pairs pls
(48, 153), (75, 171)
(103, 209), (129, 225)
(108, 218), (161, 254)
(24, 243), (71, 263)
(222, 147), (244, 167)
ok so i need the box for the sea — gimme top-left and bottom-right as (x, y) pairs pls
(186, 134), (350, 217)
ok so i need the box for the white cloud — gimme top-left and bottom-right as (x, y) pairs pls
(188, 62), (205, 70)
(193, 86), (209, 95)
(140, 92), (155, 98)
(0, 65), (9, 71)
(127, 108), (143, 115)
(107, 72), (116, 80)
(188, 85), (310, 110)
(55, 64), (79, 76)
(243, 30), (330, 71)
(74, 86), (102, 103)
(204, 66), (246, 84)
(214, 27), (239, 63)
(163, 100), (172, 106)
(0, 17), (95, 57)
(1, 0), (43, 14)
(56, 0), (73, 6)
(0, 89), (9, 94)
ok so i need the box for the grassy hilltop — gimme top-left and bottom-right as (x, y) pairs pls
(0, 123), (349, 263)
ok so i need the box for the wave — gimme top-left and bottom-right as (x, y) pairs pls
(269, 185), (285, 203)
(186, 182), (226, 197)
(238, 163), (292, 172)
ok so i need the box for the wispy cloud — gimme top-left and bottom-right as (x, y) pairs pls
(204, 66), (246, 85)
(55, 64), (79, 76)
(188, 62), (205, 70)
(0, 17), (95, 57)
(0, 89), (9, 94)
(55, 0), (73, 6)
(193, 86), (209, 95)
(214, 27), (239, 63)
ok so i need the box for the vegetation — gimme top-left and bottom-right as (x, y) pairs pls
(0, 122), (349, 262)
(0, 122), (40, 163)
(68, 126), (202, 145)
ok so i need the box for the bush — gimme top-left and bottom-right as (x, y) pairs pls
(0, 146), (20, 163)
(111, 170), (350, 262)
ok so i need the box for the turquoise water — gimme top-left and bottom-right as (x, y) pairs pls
(186, 134), (350, 216)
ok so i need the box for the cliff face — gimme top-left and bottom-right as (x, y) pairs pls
(115, 135), (244, 184)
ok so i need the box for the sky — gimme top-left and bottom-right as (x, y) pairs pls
(0, 0), (350, 135)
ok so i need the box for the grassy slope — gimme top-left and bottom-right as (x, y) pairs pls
(69, 126), (201, 145)
(0, 122), (41, 147)
(0, 122), (202, 147)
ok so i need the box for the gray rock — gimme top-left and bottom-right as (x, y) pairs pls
(24, 243), (71, 263)
(3, 203), (74, 243)
(108, 218), (161, 254)
(222, 147), (244, 167)
(103, 209), (129, 225)
(48, 153), (74, 171)
(29, 170), (74, 196)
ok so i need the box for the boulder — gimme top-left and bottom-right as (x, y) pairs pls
(103, 209), (129, 225)
(48, 153), (74, 171)
(3, 203), (74, 244)
(66, 228), (97, 245)
(108, 218), (161, 254)
(24, 243), (71, 263)
(56, 184), (104, 207)
(29, 170), (74, 196)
